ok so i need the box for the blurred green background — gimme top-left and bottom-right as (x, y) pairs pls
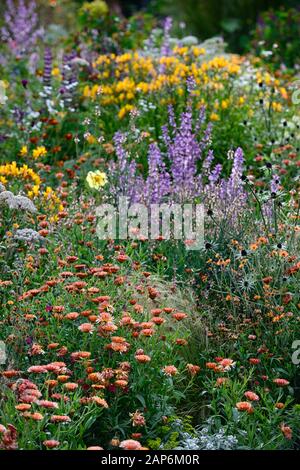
(1, 0), (299, 58)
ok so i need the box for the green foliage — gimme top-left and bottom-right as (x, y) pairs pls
(250, 7), (300, 69)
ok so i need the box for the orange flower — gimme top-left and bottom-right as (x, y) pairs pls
(43, 440), (60, 448)
(88, 372), (103, 383)
(78, 323), (94, 333)
(186, 364), (201, 376)
(36, 400), (59, 409)
(219, 358), (236, 371)
(64, 382), (78, 391)
(140, 328), (154, 337)
(151, 309), (162, 316)
(50, 415), (71, 423)
(27, 365), (47, 373)
(216, 377), (230, 386)
(236, 402), (253, 413)
(176, 338), (188, 346)
(275, 402), (285, 409)
(47, 343), (59, 350)
(249, 358), (260, 365)
(2, 370), (21, 378)
(162, 365), (178, 376)
(65, 312), (79, 320)
(206, 362), (217, 370)
(15, 404), (31, 411)
(87, 446), (104, 450)
(273, 378), (289, 387)
(22, 412), (44, 421)
(115, 379), (128, 388)
(119, 439), (142, 450)
(70, 351), (91, 360)
(280, 423), (292, 439)
(172, 312), (188, 321)
(91, 396), (109, 408)
(45, 379), (58, 388)
(244, 391), (260, 401)
(135, 354), (151, 363)
(152, 317), (165, 325)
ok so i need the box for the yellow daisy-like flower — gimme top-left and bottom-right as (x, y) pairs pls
(20, 145), (28, 156)
(52, 67), (61, 77)
(32, 146), (47, 159)
(86, 170), (107, 190)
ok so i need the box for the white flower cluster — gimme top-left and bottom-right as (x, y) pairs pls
(13, 228), (43, 244)
(0, 190), (37, 213)
(176, 427), (238, 450)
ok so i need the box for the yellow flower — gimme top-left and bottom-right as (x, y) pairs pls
(86, 170), (107, 190)
(221, 99), (229, 110)
(86, 134), (96, 145)
(210, 112), (220, 121)
(52, 67), (61, 78)
(272, 102), (282, 112)
(32, 146), (47, 159)
(20, 145), (28, 156)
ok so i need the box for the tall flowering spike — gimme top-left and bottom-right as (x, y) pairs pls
(186, 75), (196, 94)
(161, 17), (173, 57)
(227, 147), (245, 198)
(43, 47), (52, 88)
(60, 52), (78, 110)
(208, 163), (222, 185)
(270, 173), (280, 194)
(109, 104), (246, 225)
(203, 149), (215, 174)
(110, 132), (142, 203)
(1, 0), (44, 58)
(203, 147), (247, 223)
(166, 105), (211, 201)
(159, 17), (173, 73)
(143, 143), (170, 204)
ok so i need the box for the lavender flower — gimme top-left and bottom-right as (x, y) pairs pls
(142, 143), (170, 204)
(108, 105), (247, 225)
(1, 0), (44, 58)
(109, 132), (143, 203)
(270, 173), (281, 194)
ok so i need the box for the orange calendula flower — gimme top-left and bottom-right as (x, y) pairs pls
(244, 391), (260, 401)
(235, 402), (253, 413)
(162, 365), (178, 376)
